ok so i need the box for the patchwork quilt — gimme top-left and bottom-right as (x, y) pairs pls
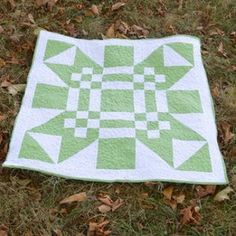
(3, 30), (227, 184)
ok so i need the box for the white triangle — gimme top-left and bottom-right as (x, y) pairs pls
(172, 139), (206, 168)
(163, 45), (192, 67)
(60, 140), (98, 170)
(45, 46), (76, 66)
(136, 140), (174, 171)
(28, 132), (62, 163)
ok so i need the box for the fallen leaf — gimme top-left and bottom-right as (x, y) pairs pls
(0, 224), (8, 236)
(112, 198), (124, 211)
(209, 28), (225, 36)
(52, 229), (62, 236)
(36, 0), (49, 7)
(106, 24), (115, 38)
(163, 186), (174, 200)
(214, 186), (234, 202)
(8, 0), (16, 8)
(130, 24), (149, 38)
(49, 208), (58, 222)
(217, 42), (227, 58)
(212, 86), (220, 98)
(0, 58), (6, 68)
(180, 205), (201, 225)
(219, 122), (235, 144)
(16, 178), (32, 186)
(111, 2), (126, 11)
(10, 33), (23, 43)
(36, 0), (58, 11)
(47, 0), (58, 11)
(115, 20), (129, 35)
(98, 204), (111, 213)
(164, 198), (177, 210)
(7, 84), (26, 96)
(91, 4), (99, 15)
(1, 80), (11, 88)
(196, 185), (216, 198)
(60, 192), (87, 204)
(175, 193), (185, 204)
(88, 220), (111, 236)
(97, 195), (113, 206)
(0, 26), (4, 34)
(28, 13), (35, 24)
(88, 222), (98, 235)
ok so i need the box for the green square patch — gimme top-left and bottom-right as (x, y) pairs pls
(101, 90), (134, 112)
(89, 111), (100, 119)
(104, 46), (133, 67)
(76, 119), (87, 127)
(91, 82), (102, 89)
(134, 83), (144, 90)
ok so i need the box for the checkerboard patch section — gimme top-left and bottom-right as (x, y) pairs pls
(4, 31), (228, 183)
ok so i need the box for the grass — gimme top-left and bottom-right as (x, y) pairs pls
(0, 0), (236, 235)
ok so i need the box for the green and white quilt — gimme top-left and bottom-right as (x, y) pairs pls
(3, 30), (227, 184)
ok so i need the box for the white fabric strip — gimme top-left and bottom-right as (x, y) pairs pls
(100, 112), (134, 120)
(102, 81), (133, 90)
(134, 90), (146, 113)
(66, 88), (80, 111)
(156, 90), (168, 112)
(99, 128), (135, 138)
(103, 66), (133, 74)
(89, 89), (101, 112)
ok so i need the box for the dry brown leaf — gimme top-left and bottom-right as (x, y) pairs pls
(36, 0), (58, 11)
(163, 186), (174, 200)
(28, 13), (35, 24)
(116, 20), (129, 35)
(88, 220), (111, 236)
(91, 4), (99, 15)
(0, 225), (8, 236)
(217, 42), (227, 58)
(175, 193), (185, 204)
(106, 24), (115, 38)
(36, 0), (48, 6)
(180, 206), (201, 225)
(49, 208), (58, 222)
(164, 198), (177, 210)
(52, 229), (62, 236)
(0, 230), (7, 236)
(16, 178), (31, 186)
(196, 185), (216, 198)
(111, 2), (126, 11)
(0, 26), (4, 34)
(209, 28), (225, 36)
(7, 84), (26, 96)
(212, 86), (220, 98)
(112, 198), (124, 211)
(97, 195), (113, 206)
(219, 122), (235, 144)
(130, 24), (149, 38)
(214, 186), (234, 202)
(8, 0), (16, 8)
(98, 204), (111, 213)
(60, 192), (87, 204)
(0, 58), (6, 68)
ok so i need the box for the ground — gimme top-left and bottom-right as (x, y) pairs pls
(0, 0), (236, 235)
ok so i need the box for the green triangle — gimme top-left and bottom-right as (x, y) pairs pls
(177, 144), (212, 172)
(168, 43), (194, 65)
(19, 133), (53, 163)
(44, 40), (73, 60)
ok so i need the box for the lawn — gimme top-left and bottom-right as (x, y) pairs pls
(0, 0), (236, 235)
